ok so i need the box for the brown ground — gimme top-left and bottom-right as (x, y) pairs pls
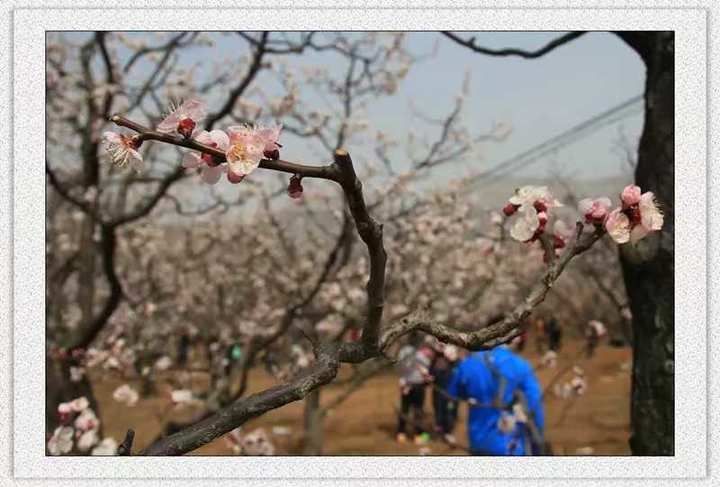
(91, 339), (632, 456)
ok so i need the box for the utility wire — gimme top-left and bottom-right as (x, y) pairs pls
(468, 94), (643, 188)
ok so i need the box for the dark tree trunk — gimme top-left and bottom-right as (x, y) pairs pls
(302, 388), (324, 455)
(615, 31), (674, 455)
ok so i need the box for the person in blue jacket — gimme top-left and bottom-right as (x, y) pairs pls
(446, 345), (545, 455)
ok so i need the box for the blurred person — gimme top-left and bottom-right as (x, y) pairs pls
(534, 317), (546, 355)
(584, 320), (607, 358)
(177, 329), (191, 368)
(430, 343), (460, 443)
(395, 342), (435, 445)
(447, 346), (545, 455)
(224, 341), (244, 377)
(545, 316), (562, 352)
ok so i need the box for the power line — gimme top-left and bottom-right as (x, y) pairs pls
(468, 94), (644, 187)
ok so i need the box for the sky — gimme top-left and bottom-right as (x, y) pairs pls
(57, 31), (645, 184)
(193, 31), (645, 182)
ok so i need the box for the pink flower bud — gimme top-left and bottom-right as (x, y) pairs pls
(227, 171), (245, 184)
(533, 200), (548, 213)
(502, 203), (519, 216)
(621, 184), (641, 208)
(177, 118), (196, 139)
(287, 175), (303, 199)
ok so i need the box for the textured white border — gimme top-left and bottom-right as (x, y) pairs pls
(6, 3), (709, 484)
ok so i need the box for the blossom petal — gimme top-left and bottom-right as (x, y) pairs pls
(630, 224), (650, 244)
(578, 198), (594, 215)
(605, 208), (630, 244)
(157, 112), (180, 133)
(639, 192), (664, 231)
(201, 165), (224, 184)
(209, 130), (230, 151)
(181, 99), (207, 122)
(509, 205), (539, 242)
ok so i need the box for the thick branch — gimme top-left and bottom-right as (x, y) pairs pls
(333, 150), (387, 355)
(142, 348), (339, 455)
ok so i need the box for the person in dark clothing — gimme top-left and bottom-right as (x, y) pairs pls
(396, 344), (434, 445)
(430, 344), (460, 442)
(177, 332), (191, 367)
(545, 317), (562, 352)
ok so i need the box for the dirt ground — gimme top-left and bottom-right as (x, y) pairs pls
(91, 339), (632, 456)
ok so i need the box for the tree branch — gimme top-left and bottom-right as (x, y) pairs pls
(141, 347), (339, 455)
(442, 31), (586, 59)
(378, 223), (603, 352)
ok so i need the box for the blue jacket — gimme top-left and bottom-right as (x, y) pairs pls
(446, 347), (544, 455)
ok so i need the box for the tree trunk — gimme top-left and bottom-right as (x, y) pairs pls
(616, 32), (674, 455)
(302, 388), (324, 455)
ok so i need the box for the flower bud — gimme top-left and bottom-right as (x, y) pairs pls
(287, 175), (303, 199)
(177, 118), (196, 139)
(621, 184), (641, 208)
(227, 170), (245, 184)
(502, 203), (519, 216)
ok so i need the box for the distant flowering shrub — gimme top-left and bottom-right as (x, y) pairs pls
(48, 396), (117, 455)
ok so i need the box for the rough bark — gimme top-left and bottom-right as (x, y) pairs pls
(616, 31), (675, 455)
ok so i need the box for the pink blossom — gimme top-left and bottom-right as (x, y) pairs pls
(47, 426), (74, 455)
(157, 99), (207, 138)
(57, 402), (74, 424)
(506, 186), (561, 243)
(69, 396), (89, 412)
(605, 186), (663, 244)
(76, 429), (99, 452)
(605, 208), (630, 244)
(508, 185), (562, 213)
(103, 132), (144, 172)
(621, 184), (642, 207)
(74, 408), (99, 432)
(225, 126), (265, 181)
(182, 129), (230, 184)
(552, 220), (575, 251)
(578, 197), (612, 225)
(254, 123), (283, 160)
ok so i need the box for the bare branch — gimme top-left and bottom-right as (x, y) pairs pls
(442, 31), (586, 59)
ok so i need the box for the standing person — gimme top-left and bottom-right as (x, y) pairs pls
(396, 343), (434, 445)
(430, 344), (460, 443)
(546, 317), (563, 352)
(585, 320), (607, 358)
(177, 329), (191, 368)
(447, 346), (545, 456)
